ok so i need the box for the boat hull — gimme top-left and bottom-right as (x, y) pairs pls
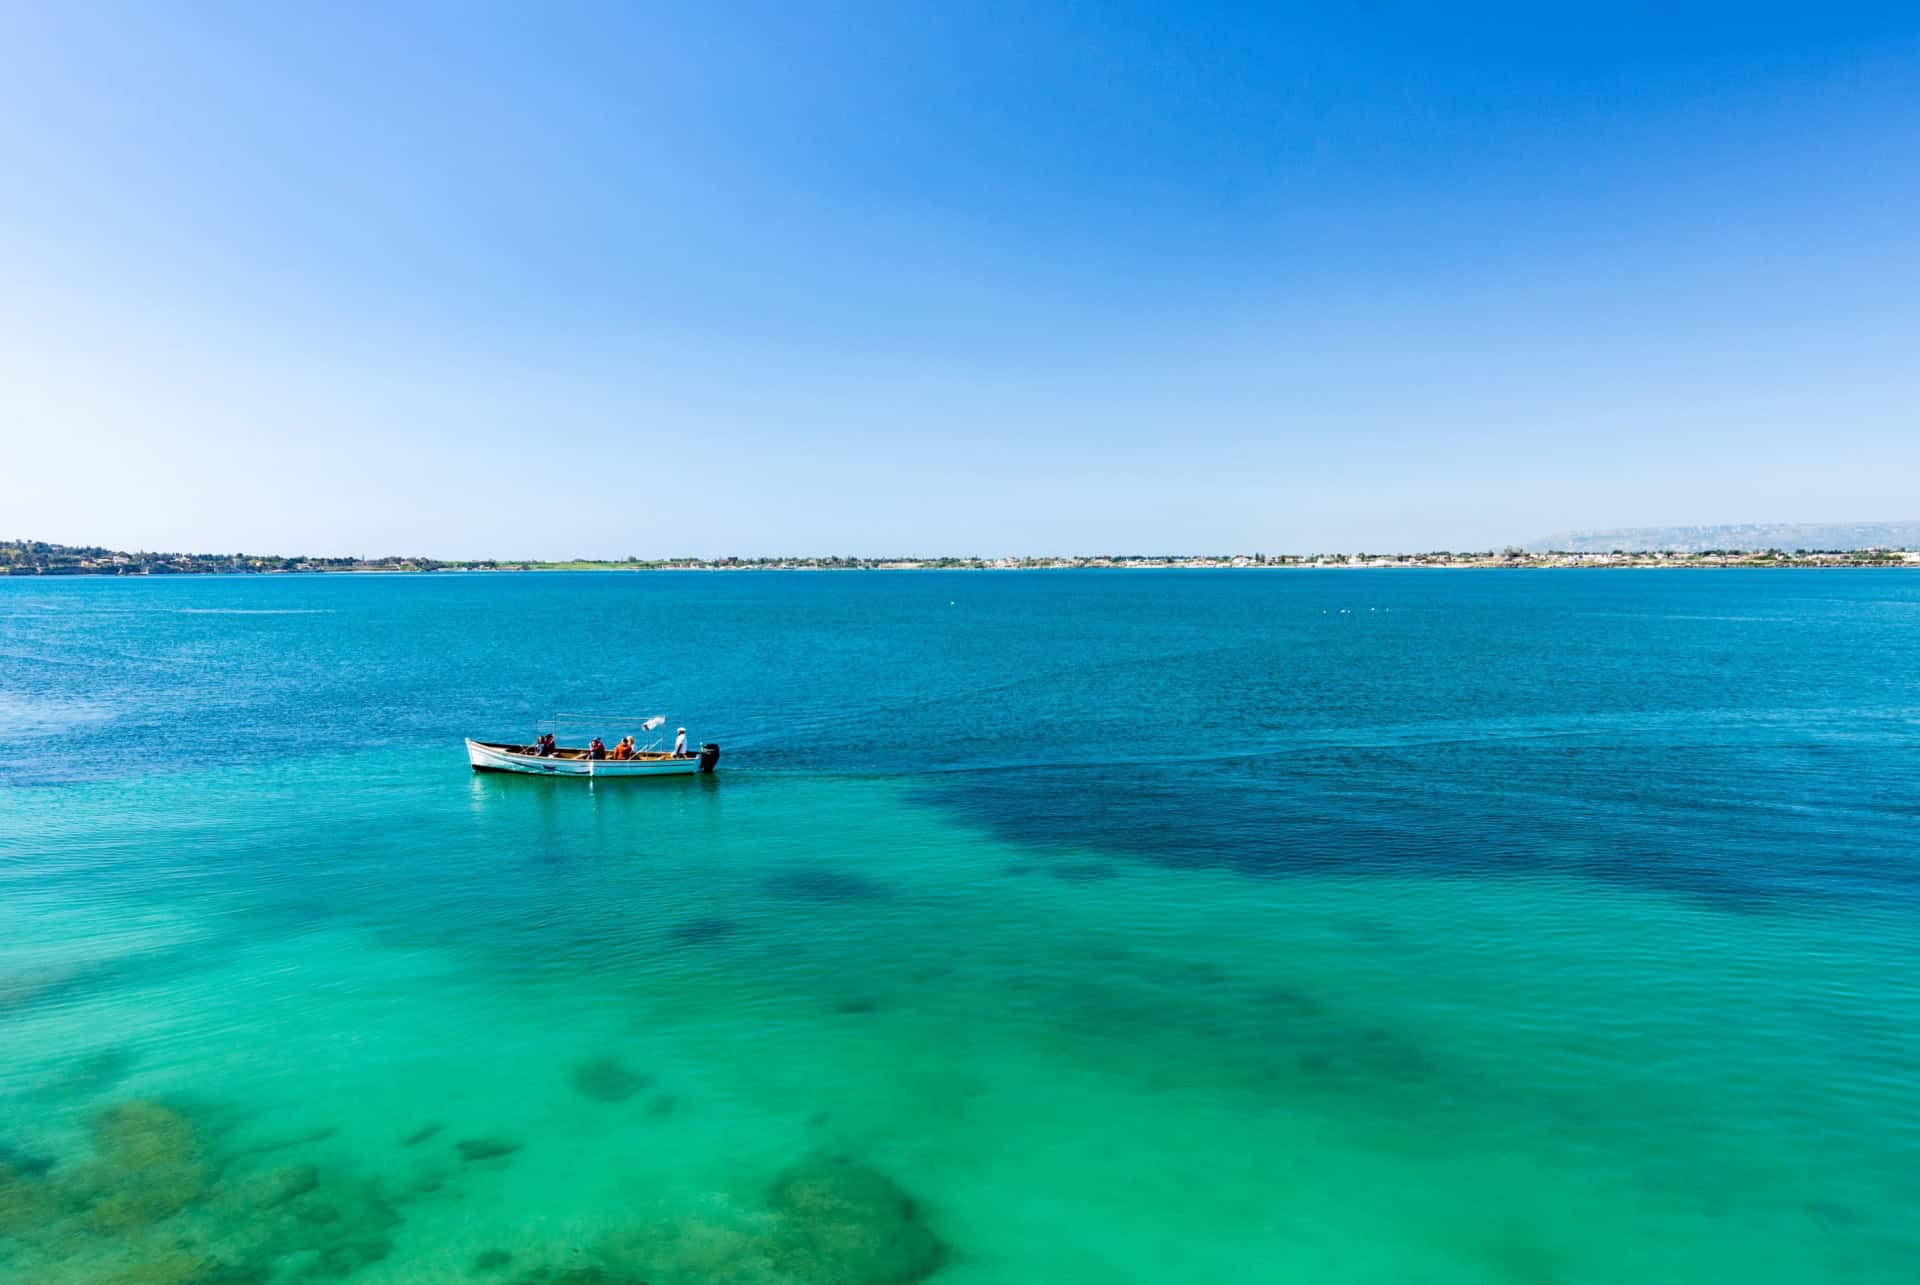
(465, 739), (710, 777)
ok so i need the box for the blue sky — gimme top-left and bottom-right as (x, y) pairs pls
(3, 2), (1916, 557)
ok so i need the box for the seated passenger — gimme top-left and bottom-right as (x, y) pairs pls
(588, 737), (608, 761)
(536, 733), (558, 757)
(611, 736), (634, 760)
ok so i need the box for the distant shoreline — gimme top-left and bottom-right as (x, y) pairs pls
(5, 540), (1918, 577)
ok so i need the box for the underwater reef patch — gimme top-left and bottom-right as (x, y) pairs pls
(0, 1098), (403, 1282)
(78, 1100), (212, 1232)
(553, 1154), (948, 1285)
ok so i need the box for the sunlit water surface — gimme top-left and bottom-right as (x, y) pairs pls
(2, 571), (1916, 1283)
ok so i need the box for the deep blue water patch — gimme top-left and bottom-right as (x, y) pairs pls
(6, 575), (1920, 1049)
(6, 569), (1917, 913)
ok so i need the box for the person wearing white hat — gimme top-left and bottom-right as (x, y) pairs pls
(673, 726), (688, 757)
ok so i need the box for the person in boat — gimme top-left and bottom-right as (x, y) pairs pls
(588, 737), (608, 760)
(534, 733), (557, 757)
(674, 726), (688, 757)
(611, 736), (634, 760)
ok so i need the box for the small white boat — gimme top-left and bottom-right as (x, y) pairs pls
(467, 713), (719, 778)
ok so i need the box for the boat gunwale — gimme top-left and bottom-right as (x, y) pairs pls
(467, 738), (696, 764)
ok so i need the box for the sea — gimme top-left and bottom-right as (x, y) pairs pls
(1, 569), (1915, 1283)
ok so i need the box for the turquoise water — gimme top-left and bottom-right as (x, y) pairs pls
(2, 571), (1917, 1283)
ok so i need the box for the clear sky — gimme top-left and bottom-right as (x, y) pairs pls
(3, 2), (1917, 558)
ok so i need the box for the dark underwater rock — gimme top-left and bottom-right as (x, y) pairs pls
(473, 1246), (514, 1271)
(572, 1056), (652, 1104)
(0, 1158), (58, 1237)
(226, 1163), (320, 1210)
(512, 1268), (651, 1285)
(1804, 1198), (1858, 1227)
(297, 1199), (343, 1224)
(401, 1122), (444, 1147)
(1256, 984), (1323, 1018)
(253, 1173), (402, 1279)
(669, 917), (738, 946)
(230, 1126), (337, 1160)
(582, 1155), (946, 1285)
(457, 1138), (524, 1163)
(0, 961), (85, 1015)
(1047, 860), (1118, 882)
(1355, 1026), (1434, 1078)
(1291, 1026), (1432, 1085)
(1182, 960), (1228, 986)
(761, 868), (891, 901)
(761, 1156), (948, 1285)
(24, 1044), (140, 1101)
(0, 1140), (54, 1179)
(304, 1229), (398, 1279)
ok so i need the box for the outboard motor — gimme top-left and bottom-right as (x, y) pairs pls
(697, 743), (721, 773)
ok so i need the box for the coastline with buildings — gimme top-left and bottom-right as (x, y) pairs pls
(6, 538), (1917, 576)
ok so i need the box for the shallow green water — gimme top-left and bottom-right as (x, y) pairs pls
(2, 572), (1917, 1282)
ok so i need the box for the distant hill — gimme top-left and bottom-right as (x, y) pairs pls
(1527, 522), (1920, 554)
